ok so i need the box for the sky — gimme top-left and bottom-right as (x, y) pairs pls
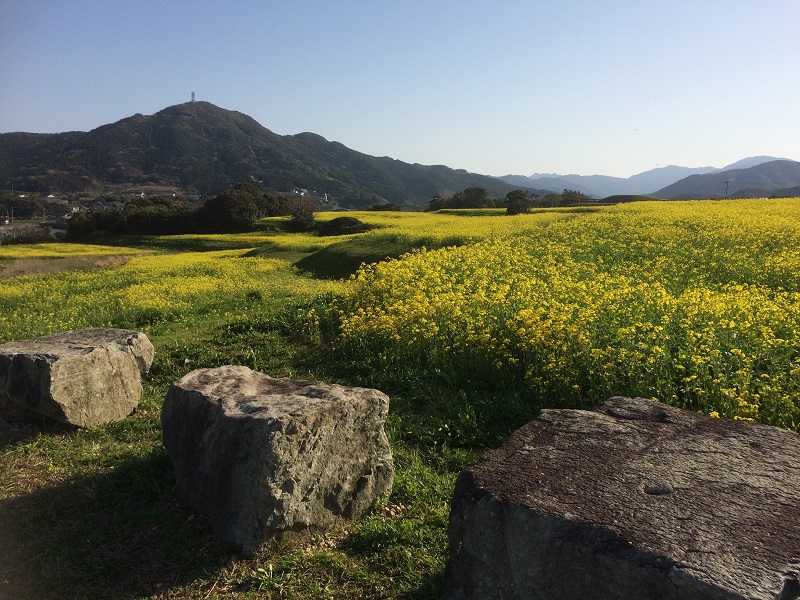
(1, 0), (799, 178)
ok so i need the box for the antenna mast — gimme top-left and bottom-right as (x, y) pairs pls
(191, 91), (195, 103)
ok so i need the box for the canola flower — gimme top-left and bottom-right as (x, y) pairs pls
(0, 250), (341, 342)
(336, 199), (800, 430)
(0, 243), (148, 259)
(6, 201), (800, 430)
(329, 208), (578, 248)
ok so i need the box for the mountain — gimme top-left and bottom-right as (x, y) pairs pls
(712, 156), (789, 172)
(626, 165), (718, 193)
(497, 164), (716, 198)
(0, 102), (545, 208)
(653, 160), (800, 199)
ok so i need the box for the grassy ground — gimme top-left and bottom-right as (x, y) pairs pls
(5, 201), (797, 598)
(1, 313), (475, 599)
(2, 210), (544, 599)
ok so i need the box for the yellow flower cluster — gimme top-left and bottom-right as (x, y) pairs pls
(0, 250), (341, 341)
(0, 243), (147, 259)
(328, 209), (575, 248)
(337, 199), (800, 429)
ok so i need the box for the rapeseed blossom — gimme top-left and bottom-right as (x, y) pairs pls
(0, 250), (340, 341)
(336, 199), (800, 429)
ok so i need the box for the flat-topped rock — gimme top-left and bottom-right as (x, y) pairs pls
(161, 365), (393, 553)
(444, 397), (800, 599)
(0, 328), (154, 427)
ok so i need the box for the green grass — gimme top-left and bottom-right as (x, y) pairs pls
(294, 237), (427, 279)
(5, 200), (799, 598)
(2, 211), (549, 599)
(0, 275), (475, 599)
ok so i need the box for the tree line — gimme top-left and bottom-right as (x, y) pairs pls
(428, 187), (590, 213)
(66, 184), (317, 238)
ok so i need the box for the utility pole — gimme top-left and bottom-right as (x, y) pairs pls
(724, 180), (731, 197)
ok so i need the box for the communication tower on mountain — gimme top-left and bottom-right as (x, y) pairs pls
(191, 91), (195, 103)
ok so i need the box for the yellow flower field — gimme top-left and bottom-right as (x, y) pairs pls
(336, 208), (581, 246)
(3, 200), (800, 429)
(0, 242), (149, 259)
(336, 199), (800, 429)
(0, 250), (342, 341)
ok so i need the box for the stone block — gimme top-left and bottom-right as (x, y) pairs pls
(0, 328), (154, 427)
(161, 365), (394, 553)
(444, 397), (800, 600)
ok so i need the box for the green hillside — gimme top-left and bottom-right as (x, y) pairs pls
(0, 102), (541, 208)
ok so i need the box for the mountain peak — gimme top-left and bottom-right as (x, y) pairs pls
(496, 157), (797, 198)
(713, 156), (789, 173)
(0, 102), (532, 207)
(654, 159), (800, 199)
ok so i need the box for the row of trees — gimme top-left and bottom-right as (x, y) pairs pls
(60, 183), (593, 238)
(427, 187), (590, 213)
(66, 184), (317, 238)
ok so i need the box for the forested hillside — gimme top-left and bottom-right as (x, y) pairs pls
(0, 102), (541, 208)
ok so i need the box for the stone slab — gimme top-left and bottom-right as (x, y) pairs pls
(444, 397), (800, 599)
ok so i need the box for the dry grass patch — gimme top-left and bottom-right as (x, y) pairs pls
(0, 255), (138, 279)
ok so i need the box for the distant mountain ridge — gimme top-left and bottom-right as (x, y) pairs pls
(2, 102), (795, 205)
(710, 156), (790, 173)
(497, 156), (791, 198)
(653, 159), (800, 199)
(0, 102), (547, 208)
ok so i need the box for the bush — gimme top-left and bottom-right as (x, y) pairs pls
(504, 190), (534, 215)
(317, 217), (371, 236)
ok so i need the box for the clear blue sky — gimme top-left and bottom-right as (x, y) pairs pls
(2, 0), (799, 178)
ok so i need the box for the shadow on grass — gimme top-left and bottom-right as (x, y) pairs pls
(0, 427), (459, 600)
(0, 419), (76, 452)
(0, 447), (231, 600)
(294, 238), (427, 279)
(71, 234), (258, 253)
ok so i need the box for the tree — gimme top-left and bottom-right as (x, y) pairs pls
(256, 193), (286, 217)
(370, 202), (403, 211)
(65, 211), (97, 239)
(121, 197), (194, 234)
(427, 187), (495, 210)
(504, 190), (536, 215)
(427, 195), (448, 211)
(561, 189), (589, 204)
(195, 185), (261, 232)
(285, 196), (317, 232)
(540, 192), (562, 207)
(452, 187), (495, 209)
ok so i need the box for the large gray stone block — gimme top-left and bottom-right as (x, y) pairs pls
(161, 365), (394, 553)
(0, 328), (154, 427)
(444, 397), (800, 600)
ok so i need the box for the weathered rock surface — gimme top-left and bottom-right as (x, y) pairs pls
(0, 329), (154, 427)
(161, 365), (394, 553)
(444, 397), (800, 600)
